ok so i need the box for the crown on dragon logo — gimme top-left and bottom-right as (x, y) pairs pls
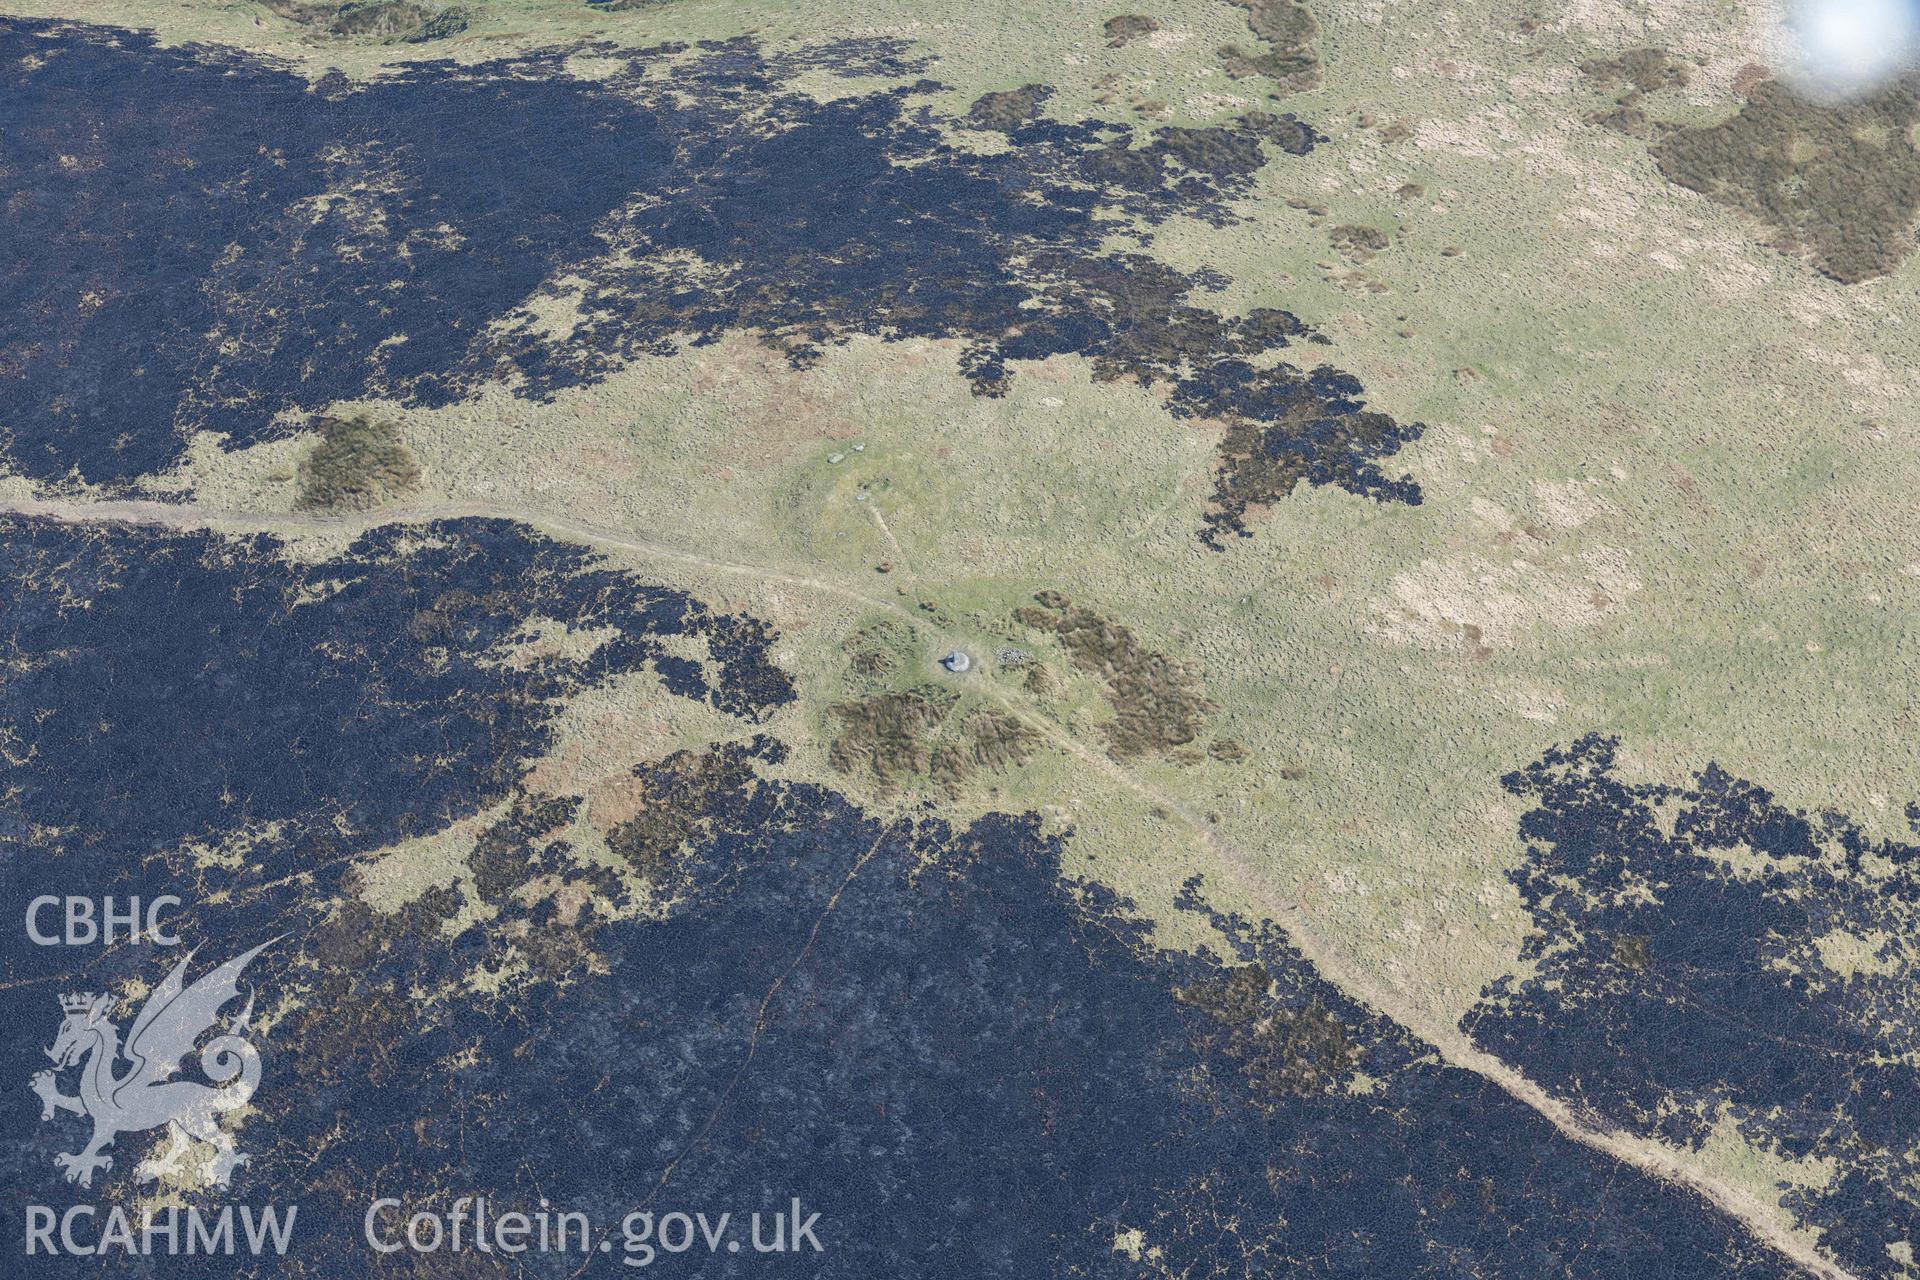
(33, 942), (274, 1189)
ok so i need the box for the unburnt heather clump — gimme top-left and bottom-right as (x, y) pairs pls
(1219, 0), (1321, 93)
(967, 84), (1053, 131)
(1576, 48), (1691, 140)
(1018, 592), (1216, 759)
(1581, 47), (1691, 96)
(266, 0), (467, 41)
(1572, 46), (1920, 279)
(930, 709), (1039, 796)
(1652, 78), (1920, 282)
(828, 686), (958, 785)
(833, 621), (1040, 796)
(1329, 223), (1390, 259)
(295, 412), (422, 511)
(843, 621), (915, 682)
(1103, 14), (1159, 47)
(408, 8), (469, 40)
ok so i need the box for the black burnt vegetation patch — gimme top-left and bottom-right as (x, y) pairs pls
(1, 20), (1421, 542)
(1, 698), (1816, 1278)
(1, 20), (689, 486)
(0, 512), (1815, 1277)
(1174, 359), (1422, 542)
(0, 514), (791, 877)
(294, 412), (423, 511)
(465, 792), (580, 903)
(602, 743), (765, 893)
(1465, 733), (1920, 1280)
(1174, 962), (1357, 1105)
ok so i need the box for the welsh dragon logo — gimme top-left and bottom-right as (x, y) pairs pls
(29, 941), (272, 1189)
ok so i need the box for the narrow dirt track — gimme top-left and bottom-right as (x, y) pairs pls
(0, 494), (1855, 1280)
